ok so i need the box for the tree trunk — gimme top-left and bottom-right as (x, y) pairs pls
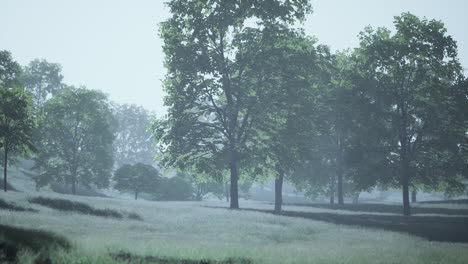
(72, 179), (76, 195)
(352, 193), (359, 204)
(399, 103), (411, 216)
(3, 144), (7, 192)
(225, 182), (230, 203)
(337, 137), (344, 205)
(337, 170), (344, 205)
(274, 164), (284, 212)
(329, 174), (335, 204)
(71, 167), (77, 195)
(229, 152), (239, 209)
(411, 190), (417, 203)
(401, 166), (411, 215)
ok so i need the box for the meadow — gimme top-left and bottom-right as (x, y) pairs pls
(1, 167), (468, 264)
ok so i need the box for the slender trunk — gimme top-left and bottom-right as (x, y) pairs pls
(337, 137), (344, 205)
(3, 143), (8, 192)
(402, 175), (410, 215)
(225, 182), (230, 203)
(72, 179), (76, 195)
(401, 148), (411, 216)
(411, 190), (417, 203)
(274, 164), (284, 212)
(337, 170), (344, 205)
(329, 174), (335, 204)
(352, 193), (359, 204)
(71, 166), (77, 195)
(229, 152), (239, 209)
(399, 101), (411, 216)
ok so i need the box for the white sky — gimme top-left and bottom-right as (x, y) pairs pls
(2, 0), (467, 116)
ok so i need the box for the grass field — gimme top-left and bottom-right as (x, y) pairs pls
(1, 191), (468, 264)
(1, 166), (468, 263)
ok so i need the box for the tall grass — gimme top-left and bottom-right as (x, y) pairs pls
(1, 191), (468, 263)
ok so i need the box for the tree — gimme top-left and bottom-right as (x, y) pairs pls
(154, 0), (312, 209)
(0, 51), (22, 90)
(156, 172), (195, 201)
(35, 87), (114, 194)
(22, 59), (64, 109)
(256, 33), (333, 211)
(0, 51), (36, 192)
(112, 104), (156, 169)
(355, 13), (467, 215)
(114, 163), (161, 200)
(0, 88), (36, 192)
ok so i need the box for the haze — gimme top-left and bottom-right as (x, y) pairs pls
(2, 0), (467, 115)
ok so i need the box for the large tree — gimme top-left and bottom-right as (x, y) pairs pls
(154, 0), (312, 208)
(0, 51), (36, 192)
(355, 13), (467, 215)
(35, 87), (115, 194)
(257, 35), (333, 211)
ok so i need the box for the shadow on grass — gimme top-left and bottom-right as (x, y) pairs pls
(111, 251), (252, 264)
(0, 224), (70, 263)
(0, 181), (16, 192)
(419, 199), (468, 205)
(28, 196), (143, 221)
(237, 207), (468, 243)
(0, 199), (37, 212)
(285, 203), (468, 216)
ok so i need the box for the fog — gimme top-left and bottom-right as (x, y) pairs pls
(1, 0), (467, 116)
(1, 1), (468, 263)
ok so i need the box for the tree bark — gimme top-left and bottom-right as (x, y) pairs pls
(329, 174), (335, 204)
(401, 148), (411, 215)
(71, 165), (77, 195)
(225, 182), (230, 203)
(3, 143), (7, 192)
(399, 101), (411, 216)
(337, 137), (344, 205)
(411, 190), (417, 203)
(229, 151), (239, 209)
(72, 179), (76, 195)
(337, 170), (344, 205)
(274, 164), (284, 212)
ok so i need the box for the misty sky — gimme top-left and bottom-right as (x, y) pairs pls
(2, 0), (467, 116)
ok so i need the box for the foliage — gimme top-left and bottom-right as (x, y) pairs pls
(354, 13), (467, 215)
(0, 51), (22, 89)
(156, 172), (195, 201)
(154, 0), (313, 208)
(113, 163), (161, 200)
(34, 87), (115, 194)
(112, 104), (156, 169)
(0, 51), (36, 192)
(22, 59), (64, 108)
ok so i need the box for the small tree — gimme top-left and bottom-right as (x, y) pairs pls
(114, 163), (161, 200)
(0, 88), (36, 192)
(0, 51), (36, 192)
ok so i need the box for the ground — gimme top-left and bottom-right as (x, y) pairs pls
(1, 167), (468, 263)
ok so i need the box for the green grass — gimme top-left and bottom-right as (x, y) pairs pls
(1, 191), (468, 263)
